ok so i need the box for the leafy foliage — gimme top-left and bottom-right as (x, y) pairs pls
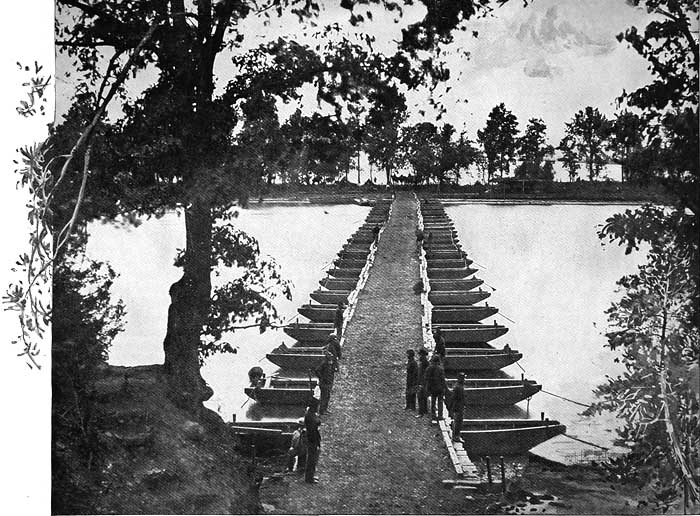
(402, 122), (478, 187)
(588, 212), (699, 504)
(617, 0), (698, 113)
(51, 233), (126, 515)
(4, 64), (57, 369)
(477, 103), (519, 182)
(364, 84), (408, 184)
(589, 3), (698, 507)
(173, 218), (293, 360)
(558, 106), (612, 181)
(515, 118), (554, 181)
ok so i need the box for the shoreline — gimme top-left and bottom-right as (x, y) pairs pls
(253, 196), (654, 206)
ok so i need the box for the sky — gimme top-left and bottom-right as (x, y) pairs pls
(55, 0), (657, 146)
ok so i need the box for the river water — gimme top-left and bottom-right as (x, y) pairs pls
(86, 201), (643, 458)
(446, 202), (642, 460)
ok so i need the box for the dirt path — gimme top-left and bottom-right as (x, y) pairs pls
(261, 191), (474, 514)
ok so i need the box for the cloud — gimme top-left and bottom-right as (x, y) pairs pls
(523, 57), (557, 78)
(515, 5), (616, 57)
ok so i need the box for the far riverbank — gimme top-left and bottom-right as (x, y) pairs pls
(250, 180), (672, 206)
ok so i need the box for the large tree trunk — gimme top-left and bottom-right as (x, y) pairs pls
(385, 165), (392, 185)
(163, 193), (213, 412)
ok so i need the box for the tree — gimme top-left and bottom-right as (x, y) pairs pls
(557, 135), (579, 181)
(588, 1), (699, 509)
(54, 0), (513, 412)
(558, 106), (612, 181)
(477, 103), (519, 182)
(402, 122), (476, 188)
(52, 233), (126, 513)
(515, 118), (554, 181)
(609, 110), (644, 182)
(364, 85), (408, 185)
(588, 207), (699, 510)
(616, 0), (698, 212)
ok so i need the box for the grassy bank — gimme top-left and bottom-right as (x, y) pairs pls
(52, 364), (259, 514)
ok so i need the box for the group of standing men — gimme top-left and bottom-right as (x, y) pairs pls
(405, 329), (465, 444)
(287, 302), (346, 483)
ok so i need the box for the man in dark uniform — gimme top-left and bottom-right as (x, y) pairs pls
(450, 373), (466, 443)
(405, 349), (419, 410)
(326, 332), (342, 362)
(433, 329), (446, 362)
(334, 302), (346, 336)
(304, 398), (322, 484)
(315, 350), (337, 415)
(416, 348), (430, 417)
(424, 354), (447, 421)
(286, 419), (307, 472)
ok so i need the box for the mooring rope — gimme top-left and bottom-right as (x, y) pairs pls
(563, 433), (609, 451)
(516, 361), (592, 409)
(497, 312), (516, 324)
(541, 389), (592, 409)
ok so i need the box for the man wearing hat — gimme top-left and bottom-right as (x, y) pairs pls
(405, 349), (419, 411)
(304, 398), (322, 484)
(334, 301), (346, 337)
(286, 418), (307, 472)
(450, 373), (466, 443)
(326, 331), (342, 362)
(424, 354), (447, 421)
(433, 328), (446, 362)
(315, 350), (337, 415)
(416, 348), (430, 417)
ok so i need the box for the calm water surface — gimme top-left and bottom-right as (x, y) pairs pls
(87, 204), (370, 422)
(447, 203), (644, 458)
(87, 202), (644, 456)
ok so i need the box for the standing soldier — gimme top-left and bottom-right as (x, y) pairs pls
(334, 302), (346, 337)
(450, 373), (466, 443)
(424, 354), (447, 421)
(315, 350), (337, 415)
(304, 398), (322, 484)
(405, 349), (419, 410)
(286, 419), (307, 472)
(433, 328), (446, 362)
(326, 331), (342, 362)
(416, 348), (430, 417)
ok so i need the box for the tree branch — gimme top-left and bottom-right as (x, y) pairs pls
(96, 50), (125, 106)
(48, 21), (162, 210)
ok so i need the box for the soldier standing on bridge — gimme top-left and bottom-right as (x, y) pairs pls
(325, 331), (342, 362)
(315, 350), (337, 415)
(416, 348), (430, 417)
(334, 302), (346, 337)
(424, 354), (447, 421)
(304, 398), (322, 484)
(450, 373), (466, 443)
(433, 329), (446, 362)
(405, 349), (419, 410)
(286, 419), (307, 473)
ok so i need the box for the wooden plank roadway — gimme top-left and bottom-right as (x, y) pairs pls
(261, 191), (473, 514)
